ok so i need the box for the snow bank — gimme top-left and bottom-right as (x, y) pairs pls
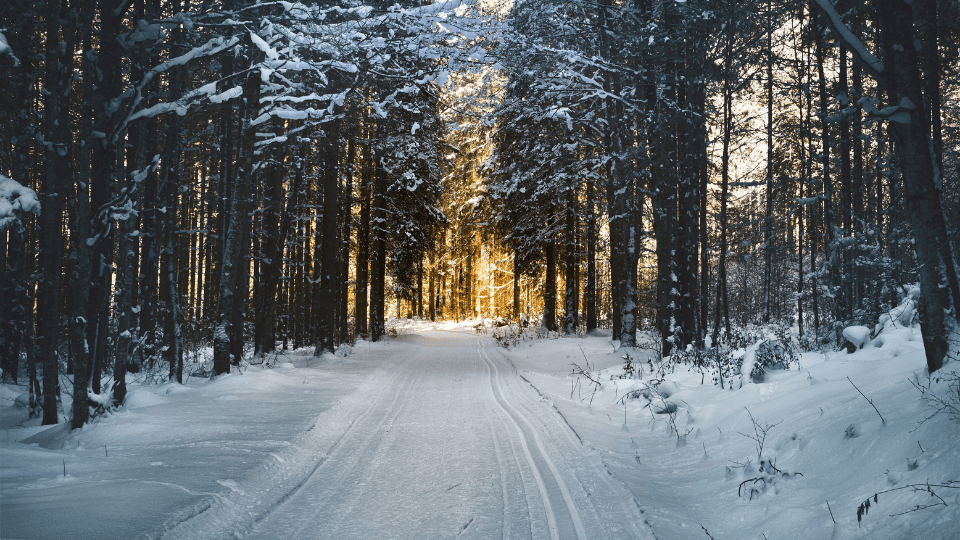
(0, 350), (378, 540)
(502, 322), (960, 540)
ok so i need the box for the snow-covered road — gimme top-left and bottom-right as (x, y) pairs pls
(168, 330), (655, 540)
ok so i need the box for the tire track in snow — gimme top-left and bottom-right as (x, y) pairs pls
(278, 354), (429, 540)
(477, 337), (588, 540)
(496, 348), (659, 540)
(481, 354), (533, 540)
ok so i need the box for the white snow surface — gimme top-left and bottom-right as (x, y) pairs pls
(2, 319), (958, 540)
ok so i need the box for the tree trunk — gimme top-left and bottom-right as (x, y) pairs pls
(839, 45), (852, 322)
(512, 249), (520, 321)
(1, 228), (25, 384)
(213, 57), (260, 373)
(369, 165), (386, 341)
(543, 235), (557, 331)
(875, 0), (951, 371)
(339, 134), (355, 341)
(161, 5), (185, 381)
(67, 1), (96, 427)
(563, 189), (578, 334)
(88, 0), (124, 396)
(815, 23), (837, 341)
(713, 45), (733, 343)
(677, 66), (700, 349)
(429, 248), (436, 321)
(253, 140), (283, 355)
(764, 6), (775, 323)
(39, 0), (71, 425)
(316, 124), (341, 355)
(586, 171), (598, 331)
(355, 140), (371, 336)
(599, 0), (622, 339)
(916, 0), (960, 320)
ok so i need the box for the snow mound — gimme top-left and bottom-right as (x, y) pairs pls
(20, 423), (71, 449)
(161, 383), (191, 395)
(317, 352), (338, 363)
(124, 389), (167, 409)
(842, 326), (871, 349)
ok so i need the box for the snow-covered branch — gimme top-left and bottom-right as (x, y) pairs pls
(809, 0), (884, 80)
(0, 174), (40, 231)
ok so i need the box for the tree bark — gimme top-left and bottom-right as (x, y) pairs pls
(355, 138), (372, 336)
(316, 123), (342, 355)
(67, 0), (97, 427)
(39, 0), (72, 425)
(339, 134), (355, 341)
(369, 163), (386, 341)
(213, 55), (260, 373)
(543, 235), (557, 331)
(563, 188), (578, 334)
(160, 3), (185, 381)
(713, 38), (733, 343)
(874, 0), (951, 371)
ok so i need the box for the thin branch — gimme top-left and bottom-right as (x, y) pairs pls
(847, 376), (885, 425)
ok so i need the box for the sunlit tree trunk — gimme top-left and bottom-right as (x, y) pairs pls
(430, 248), (437, 321)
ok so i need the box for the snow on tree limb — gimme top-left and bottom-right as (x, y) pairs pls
(0, 32), (20, 66)
(0, 174), (40, 231)
(116, 36), (241, 133)
(809, 0), (884, 80)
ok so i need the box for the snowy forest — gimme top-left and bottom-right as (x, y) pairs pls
(2, 0), (960, 538)
(4, 0), (959, 426)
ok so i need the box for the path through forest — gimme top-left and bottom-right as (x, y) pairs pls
(164, 330), (655, 540)
(5, 320), (959, 540)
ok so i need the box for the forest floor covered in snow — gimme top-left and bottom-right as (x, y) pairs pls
(0, 348), (377, 539)
(1, 315), (959, 539)
(499, 323), (960, 540)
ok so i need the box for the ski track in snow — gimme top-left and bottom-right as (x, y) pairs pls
(162, 330), (655, 540)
